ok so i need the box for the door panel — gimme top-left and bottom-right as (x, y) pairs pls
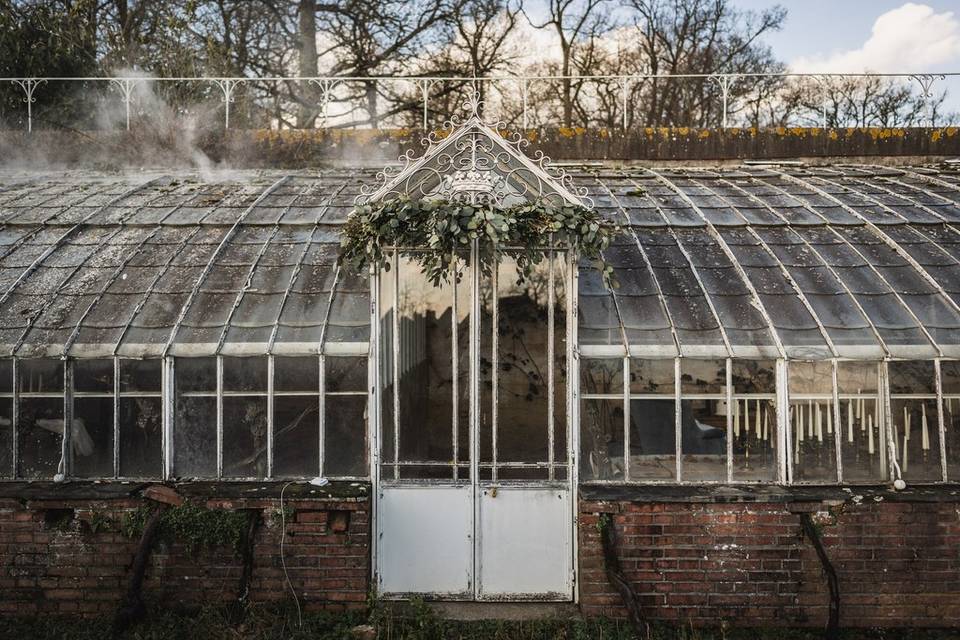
(477, 486), (571, 599)
(378, 485), (473, 597)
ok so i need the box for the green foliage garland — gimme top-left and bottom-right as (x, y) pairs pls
(338, 197), (619, 287)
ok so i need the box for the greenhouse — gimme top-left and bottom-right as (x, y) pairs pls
(2, 99), (960, 602)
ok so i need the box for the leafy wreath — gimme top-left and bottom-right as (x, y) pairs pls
(338, 197), (619, 287)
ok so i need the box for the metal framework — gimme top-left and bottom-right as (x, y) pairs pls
(4, 72), (957, 132)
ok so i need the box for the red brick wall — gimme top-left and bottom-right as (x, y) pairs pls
(579, 499), (960, 628)
(0, 494), (369, 617)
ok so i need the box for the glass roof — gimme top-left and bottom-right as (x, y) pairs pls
(1, 164), (960, 359)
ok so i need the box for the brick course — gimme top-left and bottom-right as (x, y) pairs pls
(0, 493), (370, 617)
(579, 498), (960, 627)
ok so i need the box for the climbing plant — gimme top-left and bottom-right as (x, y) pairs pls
(338, 197), (619, 287)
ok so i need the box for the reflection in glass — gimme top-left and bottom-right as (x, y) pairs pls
(629, 360), (677, 481)
(942, 361), (960, 482)
(789, 361), (837, 483)
(223, 396), (267, 478)
(72, 397), (114, 477)
(0, 360), (12, 477)
(119, 397), (162, 477)
(838, 361), (884, 483)
(273, 395), (319, 477)
(581, 398), (622, 480)
(325, 396), (367, 476)
(889, 361), (941, 483)
(19, 397), (63, 479)
(174, 358), (216, 478)
(680, 360), (726, 482)
(731, 360), (776, 482)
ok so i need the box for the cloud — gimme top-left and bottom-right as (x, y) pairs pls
(791, 2), (960, 73)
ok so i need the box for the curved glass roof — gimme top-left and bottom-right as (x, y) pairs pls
(1, 164), (960, 359)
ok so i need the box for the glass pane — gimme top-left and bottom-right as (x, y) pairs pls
(174, 397), (216, 478)
(553, 253), (567, 470)
(176, 357), (216, 392)
(390, 254), (455, 476)
(19, 359), (64, 393)
(680, 360), (726, 481)
(630, 399), (678, 481)
(119, 397), (162, 477)
(838, 361), (884, 483)
(325, 395), (367, 477)
(942, 361), (960, 482)
(731, 360), (777, 482)
(119, 360), (161, 392)
(789, 361), (837, 483)
(327, 357), (366, 393)
(889, 361), (940, 483)
(74, 359), (113, 393)
(223, 357), (267, 392)
(0, 398), (11, 478)
(0, 361), (11, 477)
(275, 357), (319, 392)
(72, 397), (114, 477)
(630, 360), (674, 395)
(581, 398), (622, 480)
(19, 397), (63, 479)
(274, 395), (319, 477)
(493, 256), (551, 474)
(222, 396), (267, 478)
(581, 359), (622, 394)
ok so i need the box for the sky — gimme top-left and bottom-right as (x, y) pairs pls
(732, 1), (960, 111)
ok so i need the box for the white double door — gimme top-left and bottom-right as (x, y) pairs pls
(374, 249), (574, 600)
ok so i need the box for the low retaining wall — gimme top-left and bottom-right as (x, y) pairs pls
(0, 482), (370, 617)
(579, 487), (960, 628)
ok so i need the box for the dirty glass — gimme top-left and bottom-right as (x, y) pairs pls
(72, 359), (114, 478)
(629, 359), (677, 481)
(273, 356), (319, 478)
(174, 357), (216, 478)
(837, 361), (884, 483)
(222, 357), (268, 479)
(325, 357), (367, 477)
(118, 359), (163, 477)
(789, 361), (837, 483)
(489, 255), (556, 480)
(679, 359), (727, 482)
(938, 361), (960, 482)
(18, 359), (65, 479)
(0, 360), (11, 477)
(381, 253), (462, 480)
(889, 360), (941, 483)
(731, 359), (777, 482)
(580, 358), (623, 481)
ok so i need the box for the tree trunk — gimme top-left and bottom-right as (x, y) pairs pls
(298, 0), (318, 128)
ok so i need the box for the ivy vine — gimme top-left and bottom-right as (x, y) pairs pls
(121, 503), (249, 554)
(338, 197), (619, 287)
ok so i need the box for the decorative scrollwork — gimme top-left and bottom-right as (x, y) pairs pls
(356, 89), (592, 209)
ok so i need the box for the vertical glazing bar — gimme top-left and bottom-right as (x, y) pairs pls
(62, 360), (72, 479)
(392, 254), (400, 480)
(113, 357), (120, 478)
(935, 359), (948, 482)
(832, 360), (843, 484)
(11, 358), (18, 478)
(777, 359), (790, 484)
(368, 268), (381, 588)
(491, 258), (499, 482)
(216, 355), (223, 479)
(452, 259), (459, 481)
(622, 356), (630, 480)
(470, 241), (480, 598)
(881, 360), (894, 482)
(675, 357), (682, 482)
(548, 249), (555, 481)
(569, 251), (580, 604)
(621, 77), (629, 130)
(162, 357), (173, 480)
(726, 358), (733, 483)
(267, 355), (274, 479)
(319, 354), (325, 478)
